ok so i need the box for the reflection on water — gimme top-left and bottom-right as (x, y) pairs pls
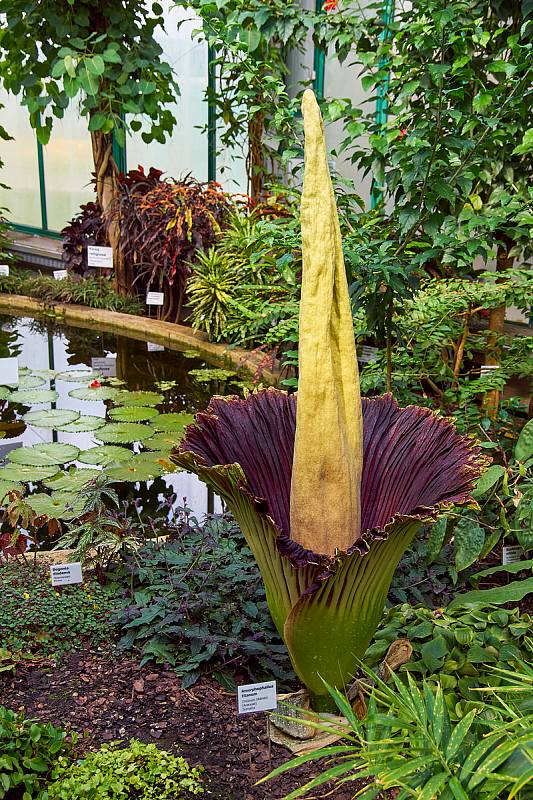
(0, 315), (223, 518)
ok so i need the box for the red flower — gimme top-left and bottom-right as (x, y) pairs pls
(399, 128), (408, 139)
(324, 0), (337, 10)
(90, 379), (102, 388)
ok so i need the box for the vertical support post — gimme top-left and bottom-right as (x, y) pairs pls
(313, 0), (326, 99)
(207, 45), (217, 182)
(370, 0), (395, 208)
(112, 127), (127, 175)
(36, 137), (48, 232)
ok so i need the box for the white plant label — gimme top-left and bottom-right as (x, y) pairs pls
(147, 342), (165, 352)
(502, 545), (524, 565)
(237, 681), (277, 715)
(87, 245), (113, 269)
(91, 356), (117, 378)
(0, 357), (19, 385)
(480, 364), (499, 376)
(0, 264), (10, 276)
(53, 269), (68, 280)
(359, 345), (379, 364)
(146, 292), (164, 306)
(50, 562), (83, 587)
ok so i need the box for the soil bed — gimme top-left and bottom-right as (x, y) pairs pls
(1, 647), (366, 800)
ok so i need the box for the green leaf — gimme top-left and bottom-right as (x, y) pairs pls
(56, 415), (106, 433)
(0, 464), (59, 482)
(151, 412), (194, 433)
(454, 518), (485, 572)
(88, 111), (107, 131)
(470, 560), (533, 583)
(515, 419), (533, 462)
(472, 465), (505, 497)
(143, 431), (179, 452)
(448, 578), (533, 611)
(113, 390), (164, 407)
(108, 406), (160, 423)
(78, 445), (134, 466)
(0, 480), (23, 500)
(17, 375), (47, 389)
(69, 386), (120, 402)
(8, 389), (59, 404)
(426, 517), (448, 563)
(95, 422), (151, 444)
(7, 443), (79, 467)
(105, 459), (166, 483)
(23, 409), (80, 429)
(43, 468), (100, 492)
(25, 492), (85, 520)
(56, 370), (97, 382)
(420, 635), (449, 672)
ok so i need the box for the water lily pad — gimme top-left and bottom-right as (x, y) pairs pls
(7, 443), (80, 467)
(151, 412), (195, 433)
(24, 409), (80, 429)
(17, 374), (47, 389)
(25, 491), (85, 520)
(0, 480), (23, 500)
(8, 389), (59, 404)
(0, 387), (12, 400)
(106, 458), (167, 483)
(69, 386), (120, 402)
(113, 390), (164, 407)
(95, 422), (151, 444)
(108, 406), (160, 423)
(32, 370), (58, 379)
(56, 370), (98, 382)
(135, 451), (177, 471)
(56, 415), (106, 433)
(43, 468), (101, 492)
(189, 368), (236, 382)
(0, 463), (60, 483)
(144, 431), (181, 452)
(78, 445), (134, 466)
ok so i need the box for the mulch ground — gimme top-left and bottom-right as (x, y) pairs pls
(1, 647), (369, 800)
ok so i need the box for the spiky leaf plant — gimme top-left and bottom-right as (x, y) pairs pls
(173, 90), (484, 710)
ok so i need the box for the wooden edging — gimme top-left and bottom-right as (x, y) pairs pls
(0, 294), (280, 385)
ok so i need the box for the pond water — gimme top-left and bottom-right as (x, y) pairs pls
(0, 315), (226, 518)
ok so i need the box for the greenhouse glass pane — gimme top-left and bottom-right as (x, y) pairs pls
(126, 3), (208, 181)
(0, 90), (41, 228)
(42, 106), (94, 231)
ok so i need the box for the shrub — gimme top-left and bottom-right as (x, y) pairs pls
(43, 739), (203, 800)
(115, 511), (295, 689)
(0, 706), (74, 800)
(0, 561), (120, 660)
(61, 202), (107, 278)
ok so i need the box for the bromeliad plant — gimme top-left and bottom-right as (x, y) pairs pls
(173, 90), (485, 711)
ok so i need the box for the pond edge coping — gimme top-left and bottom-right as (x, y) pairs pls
(0, 293), (280, 385)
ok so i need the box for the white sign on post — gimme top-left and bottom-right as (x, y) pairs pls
(0, 357), (19, 385)
(147, 342), (165, 352)
(53, 269), (68, 280)
(87, 245), (113, 269)
(480, 364), (499, 377)
(237, 681), (277, 715)
(359, 345), (379, 364)
(146, 292), (164, 306)
(50, 562), (83, 587)
(502, 545), (525, 565)
(91, 356), (117, 378)
(0, 264), (10, 276)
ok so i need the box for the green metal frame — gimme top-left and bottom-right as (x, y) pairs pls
(313, 0), (326, 98)
(207, 45), (217, 183)
(370, 0), (395, 208)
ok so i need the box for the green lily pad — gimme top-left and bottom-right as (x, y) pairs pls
(0, 480), (23, 501)
(33, 370), (58, 379)
(8, 389), (59, 404)
(189, 368), (236, 382)
(151, 412), (195, 434)
(144, 431), (180, 452)
(0, 463), (60, 483)
(24, 409), (80, 429)
(69, 386), (120, 402)
(56, 370), (98, 382)
(113, 390), (164, 407)
(0, 387), (12, 400)
(17, 375), (47, 389)
(78, 445), (134, 466)
(108, 406), (160, 423)
(106, 458), (167, 483)
(25, 491), (85, 520)
(56, 415), (106, 433)
(43, 468), (101, 492)
(95, 422), (151, 444)
(7, 443), (80, 467)
(135, 451), (178, 472)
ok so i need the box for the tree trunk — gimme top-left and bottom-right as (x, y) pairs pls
(483, 239), (514, 419)
(247, 112), (265, 200)
(90, 129), (128, 295)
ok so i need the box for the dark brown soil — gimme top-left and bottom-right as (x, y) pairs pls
(0, 647), (367, 800)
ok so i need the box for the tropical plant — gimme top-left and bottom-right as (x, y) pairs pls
(61, 202), (107, 277)
(0, 0), (178, 286)
(0, 706), (75, 800)
(45, 739), (204, 800)
(115, 509), (294, 689)
(262, 664), (533, 799)
(173, 91), (484, 711)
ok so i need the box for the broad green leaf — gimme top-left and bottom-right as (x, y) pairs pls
(0, 479), (23, 500)
(108, 406), (160, 423)
(8, 389), (59, 404)
(515, 419), (533, 462)
(43, 468), (100, 492)
(69, 386), (120, 402)
(470, 560), (533, 584)
(24, 409), (79, 429)
(0, 464), (59, 482)
(56, 415), (106, 433)
(95, 422), (151, 444)
(78, 445), (134, 466)
(113, 390), (164, 407)
(25, 492), (85, 520)
(150, 412), (194, 433)
(472, 465), (505, 497)
(454, 518), (485, 571)
(426, 517), (448, 563)
(16, 375), (46, 389)
(56, 370), (97, 382)
(420, 636), (449, 672)
(105, 459), (166, 483)
(7, 443), (79, 467)
(143, 431), (179, 452)
(448, 578), (533, 611)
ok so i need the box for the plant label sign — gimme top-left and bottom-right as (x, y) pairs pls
(480, 364), (499, 376)
(50, 562), (83, 587)
(359, 345), (378, 364)
(237, 681), (277, 715)
(87, 245), (113, 269)
(0, 357), (19, 385)
(91, 356), (117, 378)
(147, 342), (165, 352)
(146, 292), (164, 307)
(53, 269), (68, 280)
(0, 264), (9, 276)
(502, 545), (524, 565)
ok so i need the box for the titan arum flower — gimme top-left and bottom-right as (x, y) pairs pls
(174, 90), (485, 711)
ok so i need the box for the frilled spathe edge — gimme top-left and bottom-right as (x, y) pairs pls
(173, 389), (488, 570)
